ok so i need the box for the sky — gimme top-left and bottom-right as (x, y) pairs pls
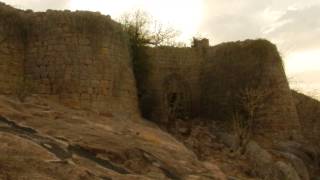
(2, 0), (320, 98)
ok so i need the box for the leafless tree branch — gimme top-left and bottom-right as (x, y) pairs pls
(118, 10), (180, 47)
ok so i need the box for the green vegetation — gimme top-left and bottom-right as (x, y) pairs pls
(118, 10), (179, 47)
(118, 10), (180, 118)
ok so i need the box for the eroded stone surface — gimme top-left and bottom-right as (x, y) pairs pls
(0, 95), (226, 179)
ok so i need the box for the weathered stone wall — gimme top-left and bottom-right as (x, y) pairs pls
(292, 90), (320, 144)
(143, 47), (204, 123)
(143, 40), (301, 140)
(0, 4), (139, 116)
(0, 3), (24, 94)
(23, 10), (139, 115)
(0, 3), (304, 139)
(201, 40), (301, 139)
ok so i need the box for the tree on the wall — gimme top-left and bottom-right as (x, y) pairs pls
(118, 10), (180, 47)
(118, 10), (180, 119)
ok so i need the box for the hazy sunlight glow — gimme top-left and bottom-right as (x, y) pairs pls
(68, 0), (204, 42)
(285, 49), (320, 74)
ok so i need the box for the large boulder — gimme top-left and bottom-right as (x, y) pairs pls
(245, 141), (274, 177)
(274, 151), (310, 180)
(274, 161), (301, 180)
(245, 141), (303, 180)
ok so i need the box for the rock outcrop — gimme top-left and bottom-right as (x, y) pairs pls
(0, 95), (226, 179)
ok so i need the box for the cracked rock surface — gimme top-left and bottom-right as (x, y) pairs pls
(0, 95), (226, 180)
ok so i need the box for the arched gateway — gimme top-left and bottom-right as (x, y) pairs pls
(162, 74), (192, 122)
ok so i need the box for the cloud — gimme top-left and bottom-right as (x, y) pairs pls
(199, 0), (320, 91)
(265, 5), (320, 52)
(199, 0), (320, 49)
(199, 0), (270, 43)
(290, 70), (320, 98)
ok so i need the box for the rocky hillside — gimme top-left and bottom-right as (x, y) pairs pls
(0, 95), (227, 180)
(1, 94), (319, 180)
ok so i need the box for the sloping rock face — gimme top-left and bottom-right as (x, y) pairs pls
(0, 95), (226, 180)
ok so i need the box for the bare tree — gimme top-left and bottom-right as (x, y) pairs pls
(118, 10), (181, 118)
(149, 20), (180, 46)
(118, 10), (180, 47)
(233, 87), (273, 153)
(119, 10), (149, 47)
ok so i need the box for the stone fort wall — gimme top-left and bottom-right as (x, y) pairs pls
(142, 47), (204, 122)
(0, 3), (139, 116)
(201, 40), (301, 139)
(292, 91), (320, 144)
(144, 40), (301, 140)
(0, 3), (304, 140)
(0, 4), (25, 94)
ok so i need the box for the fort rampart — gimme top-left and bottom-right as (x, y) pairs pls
(0, 3), (305, 140)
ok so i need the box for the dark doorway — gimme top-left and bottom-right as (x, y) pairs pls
(163, 74), (191, 122)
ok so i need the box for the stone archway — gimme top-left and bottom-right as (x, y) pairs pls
(162, 74), (191, 122)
